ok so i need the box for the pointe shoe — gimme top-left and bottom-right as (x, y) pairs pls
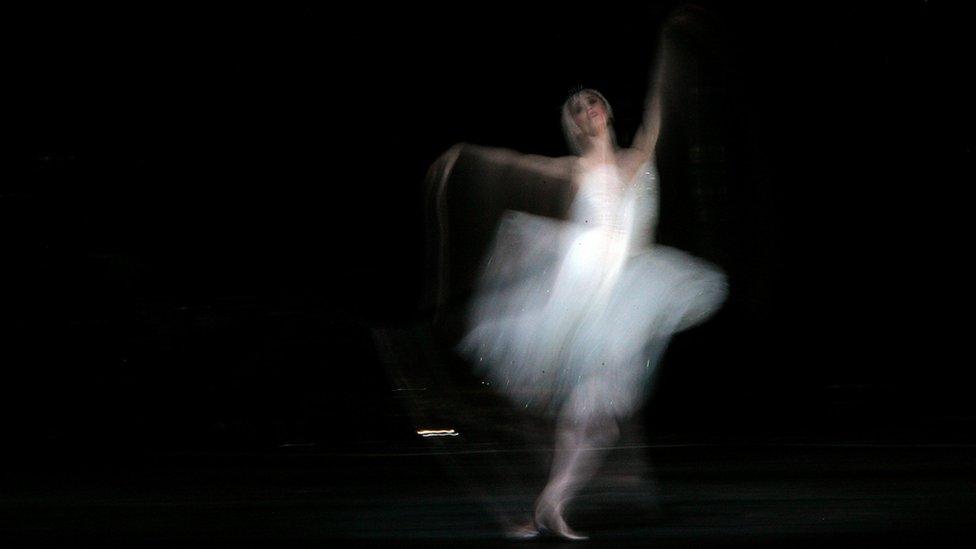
(534, 505), (589, 541)
(540, 524), (589, 541)
(504, 521), (540, 540)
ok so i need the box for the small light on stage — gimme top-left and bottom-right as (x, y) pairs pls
(417, 429), (459, 437)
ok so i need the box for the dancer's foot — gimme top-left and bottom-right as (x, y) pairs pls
(504, 521), (540, 540)
(534, 502), (588, 541)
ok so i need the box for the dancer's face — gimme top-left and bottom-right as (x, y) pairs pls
(569, 92), (609, 137)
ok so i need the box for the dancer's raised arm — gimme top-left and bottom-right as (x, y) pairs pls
(630, 46), (667, 161)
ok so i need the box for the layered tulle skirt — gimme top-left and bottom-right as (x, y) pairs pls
(459, 211), (727, 419)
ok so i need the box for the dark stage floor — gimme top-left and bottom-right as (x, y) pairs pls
(3, 438), (975, 547)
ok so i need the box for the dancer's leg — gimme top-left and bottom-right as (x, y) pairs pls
(534, 388), (619, 539)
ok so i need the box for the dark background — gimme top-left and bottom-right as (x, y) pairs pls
(5, 1), (974, 456)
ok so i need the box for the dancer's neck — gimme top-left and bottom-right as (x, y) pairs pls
(583, 139), (617, 167)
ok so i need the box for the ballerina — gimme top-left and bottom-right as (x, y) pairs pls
(426, 24), (728, 539)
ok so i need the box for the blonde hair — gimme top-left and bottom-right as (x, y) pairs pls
(560, 88), (616, 155)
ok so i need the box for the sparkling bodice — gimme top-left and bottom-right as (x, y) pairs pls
(570, 161), (659, 253)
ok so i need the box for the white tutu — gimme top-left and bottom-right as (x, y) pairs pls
(459, 162), (727, 419)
